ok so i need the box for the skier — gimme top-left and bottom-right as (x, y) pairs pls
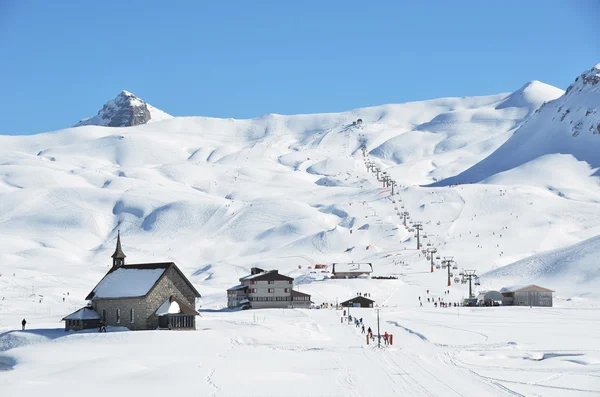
(21, 318), (26, 330)
(343, 310), (346, 316)
(359, 318), (363, 325)
(362, 324), (365, 334)
(384, 332), (389, 345)
(420, 301), (423, 307)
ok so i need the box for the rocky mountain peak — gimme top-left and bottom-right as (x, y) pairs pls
(565, 64), (600, 96)
(74, 91), (171, 128)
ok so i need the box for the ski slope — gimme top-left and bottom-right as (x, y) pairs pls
(1, 65), (600, 396)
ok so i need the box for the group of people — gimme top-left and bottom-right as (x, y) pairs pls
(356, 292), (371, 298)
(419, 290), (461, 308)
(343, 310), (390, 346)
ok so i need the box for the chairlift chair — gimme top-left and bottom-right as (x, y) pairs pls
(459, 271), (465, 276)
(461, 279), (467, 284)
(436, 254), (441, 259)
(474, 280), (481, 286)
(436, 264), (441, 269)
(454, 277), (460, 283)
(452, 264), (458, 270)
(441, 264), (447, 269)
(426, 255), (431, 261)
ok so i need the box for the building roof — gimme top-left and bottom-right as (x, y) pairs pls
(62, 306), (101, 321)
(499, 284), (554, 293)
(85, 262), (201, 300)
(341, 296), (375, 305)
(240, 270), (294, 282)
(477, 291), (504, 302)
(155, 296), (199, 316)
(332, 263), (373, 274)
(227, 284), (247, 291)
(111, 230), (126, 259)
(291, 289), (311, 298)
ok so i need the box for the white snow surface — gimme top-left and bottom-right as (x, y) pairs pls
(1, 64), (600, 396)
(62, 307), (100, 320)
(90, 268), (165, 299)
(484, 234), (600, 295)
(433, 64), (600, 186)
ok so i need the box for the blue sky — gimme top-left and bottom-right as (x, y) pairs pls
(0, 0), (598, 135)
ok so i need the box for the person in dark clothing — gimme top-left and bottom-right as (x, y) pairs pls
(362, 324), (365, 334)
(21, 318), (26, 330)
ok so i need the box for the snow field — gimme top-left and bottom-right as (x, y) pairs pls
(1, 70), (600, 396)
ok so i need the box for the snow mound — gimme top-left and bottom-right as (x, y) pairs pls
(495, 80), (564, 111)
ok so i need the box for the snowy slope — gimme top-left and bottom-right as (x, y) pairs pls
(1, 65), (600, 397)
(482, 234), (600, 298)
(368, 81), (564, 184)
(432, 64), (600, 186)
(74, 90), (172, 127)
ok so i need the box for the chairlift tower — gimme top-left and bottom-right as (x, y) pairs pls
(382, 174), (390, 188)
(442, 257), (455, 287)
(390, 180), (397, 196)
(461, 270), (478, 299)
(426, 247), (437, 273)
(401, 211), (410, 226)
(413, 222), (423, 249)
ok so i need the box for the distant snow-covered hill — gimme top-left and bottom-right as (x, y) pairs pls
(74, 90), (172, 127)
(432, 64), (600, 187)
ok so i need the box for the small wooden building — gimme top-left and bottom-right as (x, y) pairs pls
(62, 306), (101, 331)
(341, 296), (375, 308)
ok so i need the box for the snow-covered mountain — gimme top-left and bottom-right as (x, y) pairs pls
(432, 64), (600, 187)
(367, 80), (564, 184)
(2, 64), (600, 397)
(74, 90), (172, 127)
